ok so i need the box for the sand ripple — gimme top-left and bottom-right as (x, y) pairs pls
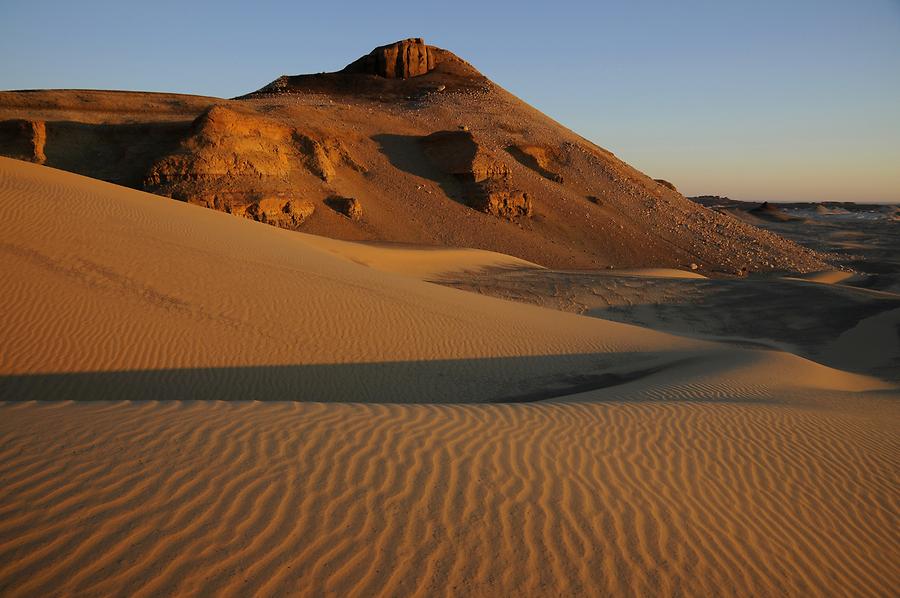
(0, 400), (897, 597)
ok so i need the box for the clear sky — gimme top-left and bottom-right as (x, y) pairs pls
(2, 0), (898, 203)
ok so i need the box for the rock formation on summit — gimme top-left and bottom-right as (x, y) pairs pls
(342, 38), (435, 79)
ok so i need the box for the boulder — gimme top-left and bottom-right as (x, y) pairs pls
(477, 185), (533, 219)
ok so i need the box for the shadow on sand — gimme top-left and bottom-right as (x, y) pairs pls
(0, 353), (694, 404)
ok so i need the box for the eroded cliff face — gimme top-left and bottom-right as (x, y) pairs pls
(0, 119), (45, 164)
(342, 38), (435, 79)
(143, 105), (363, 227)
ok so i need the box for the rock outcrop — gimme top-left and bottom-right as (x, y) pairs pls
(421, 130), (532, 219)
(143, 105), (363, 227)
(342, 38), (435, 79)
(232, 197), (315, 228)
(477, 183), (533, 219)
(325, 196), (363, 220)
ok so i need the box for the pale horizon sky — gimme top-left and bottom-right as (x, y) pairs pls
(1, 0), (898, 203)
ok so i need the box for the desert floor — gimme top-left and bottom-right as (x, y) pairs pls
(1, 158), (898, 597)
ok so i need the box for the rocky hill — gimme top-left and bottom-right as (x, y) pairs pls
(0, 39), (829, 275)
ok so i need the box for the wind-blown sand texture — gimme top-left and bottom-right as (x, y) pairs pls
(1, 158), (898, 596)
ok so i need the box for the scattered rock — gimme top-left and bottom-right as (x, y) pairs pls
(325, 196), (363, 220)
(690, 263), (699, 271)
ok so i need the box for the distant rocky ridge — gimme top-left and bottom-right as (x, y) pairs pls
(691, 195), (898, 220)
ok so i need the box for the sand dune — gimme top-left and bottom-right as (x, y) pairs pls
(3, 158), (883, 399)
(1, 158), (898, 596)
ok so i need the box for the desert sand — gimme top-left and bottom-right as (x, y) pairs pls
(1, 157), (898, 596)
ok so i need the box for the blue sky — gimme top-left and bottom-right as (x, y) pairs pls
(2, 0), (898, 202)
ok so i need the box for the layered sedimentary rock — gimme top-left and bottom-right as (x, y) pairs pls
(342, 38), (435, 79)
(143, 105), (363, 225)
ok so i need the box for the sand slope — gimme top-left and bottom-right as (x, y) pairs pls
(1, 158), (882, 400)
(0, 158), (898, 597)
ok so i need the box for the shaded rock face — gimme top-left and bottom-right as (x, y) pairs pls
(0, 119), (46, 164)
(325, 196), (363, 220)
(421, 130), (532, 219)
(342, 38), (435, 79)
